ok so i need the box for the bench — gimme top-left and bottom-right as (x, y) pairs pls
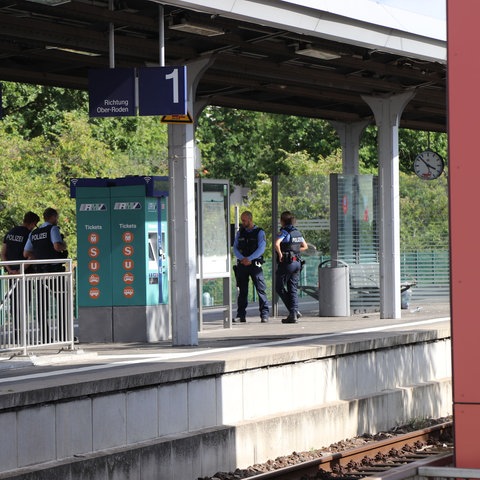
(298, 262), (380, 302)
(298, 262), (415, 307)
(348, 263), (380, 308)
(349, 263), (415, 311)
(349, 262), (380, 289)
(298, 285), (319, 300)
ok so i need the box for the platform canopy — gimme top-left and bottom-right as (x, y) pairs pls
(0, 0), (446, 131)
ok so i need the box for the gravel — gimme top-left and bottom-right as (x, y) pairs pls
(197, 416), (453, 480)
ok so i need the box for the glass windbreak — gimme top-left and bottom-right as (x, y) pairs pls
(277, 174), (331, 286)
(334, 174), (378, 264)
(201, 182), (229, 277)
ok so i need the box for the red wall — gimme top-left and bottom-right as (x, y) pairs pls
(448, 0), (480, 467)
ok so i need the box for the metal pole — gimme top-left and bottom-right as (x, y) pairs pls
(159, 5), (165, 67)
(272, 175), (278, 318)
(109, 0), (115, 68)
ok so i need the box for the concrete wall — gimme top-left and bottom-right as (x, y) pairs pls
(0, 327), (452, 479)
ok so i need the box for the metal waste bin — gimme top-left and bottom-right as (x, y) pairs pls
(318, 259), (350, 316)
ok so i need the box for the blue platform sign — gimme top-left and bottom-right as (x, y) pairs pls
(138, 66), (187, 116)
(88, 68), (136, 117)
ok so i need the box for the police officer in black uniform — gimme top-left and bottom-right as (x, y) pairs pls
(1, 211), (40, 274)
(275, 211), (308, 324)
(1, 211), (40, 343)
(233, 211), (270, 323)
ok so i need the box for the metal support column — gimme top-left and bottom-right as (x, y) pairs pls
(362, 92), (415, 319)
(168, 57), (212, 346)
(331, 120), (370, 175)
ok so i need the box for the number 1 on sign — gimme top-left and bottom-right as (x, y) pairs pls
(166, 69), (179, 104)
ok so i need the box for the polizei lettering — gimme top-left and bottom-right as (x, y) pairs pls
(5, 234), (25, 242)
(31, 232), (48, 241)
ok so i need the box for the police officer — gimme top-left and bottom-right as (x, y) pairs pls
(275, 211), (308, 324)
(24, 207), (68, 343)
(233, 211), (270, 323)
(1, 211), (40, 344)
(23, 207), (67, 272)
(1, 211), (40, 274)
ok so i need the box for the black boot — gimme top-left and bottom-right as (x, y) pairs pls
(281, 313), (298, 324)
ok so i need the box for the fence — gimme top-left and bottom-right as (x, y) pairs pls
(0, 259), (75, 354)
(204, 250), (450, 308)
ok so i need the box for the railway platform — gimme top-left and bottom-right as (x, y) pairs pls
(0, 298), (451, 480)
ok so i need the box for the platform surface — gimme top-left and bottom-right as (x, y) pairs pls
(0, 297), (450, 388)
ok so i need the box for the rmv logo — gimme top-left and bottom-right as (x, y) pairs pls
(114, 202), (142, 210)
(80, 204), (107, 211)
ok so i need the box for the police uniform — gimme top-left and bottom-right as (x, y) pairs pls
(2, 225), (33, 342)
(233, 225), (270, 322)
(24, 221), (66, 343)
(3, 225), (31, 271)
(275, 225), (304, 321)
(25, 223), (65, 272)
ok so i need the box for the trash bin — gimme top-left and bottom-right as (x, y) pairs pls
(318, 259), (350, 316)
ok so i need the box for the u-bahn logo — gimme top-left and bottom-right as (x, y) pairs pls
(88, 260), (100, 272)
(123, 259), (134, 270)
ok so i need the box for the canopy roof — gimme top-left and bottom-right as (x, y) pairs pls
(0, 0), (446, 131)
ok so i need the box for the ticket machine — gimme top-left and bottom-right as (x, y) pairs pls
(71, 176), (169, 342)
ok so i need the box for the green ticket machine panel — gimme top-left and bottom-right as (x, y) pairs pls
(75, 183), (112, 307)
(71, 176), (169, 343)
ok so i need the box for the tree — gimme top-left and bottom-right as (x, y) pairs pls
(2, 82), (87, 140)
(196, 107), (340, 187)
(399, 171), (449, 251)
(360, 125), (448, 174)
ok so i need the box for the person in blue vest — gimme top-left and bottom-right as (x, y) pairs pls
(233, 211), (270, 323)
(275, 211), (308, 324)
(1, 211), (40, 274)
(23, 207), (67, 272)
(24, 207), (68, 343)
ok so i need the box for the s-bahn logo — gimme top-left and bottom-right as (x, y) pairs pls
(80, 203), (107, 211)
(114, 202), (142, 210)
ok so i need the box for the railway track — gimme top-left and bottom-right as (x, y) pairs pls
(242, 422), (453, 480)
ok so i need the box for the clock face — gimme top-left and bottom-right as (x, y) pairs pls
(413, 150), (444, 180)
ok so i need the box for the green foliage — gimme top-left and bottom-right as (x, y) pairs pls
(89, 116), (169, 175)
(0, 83), (170, 260)
(196, 107), (340, 186)
(246, 149), (343, 257)
(2, 82), (87, 140)
(360, 125), (448, 174)
(0, 85), (450, 267)
(400, 171), (449, 251)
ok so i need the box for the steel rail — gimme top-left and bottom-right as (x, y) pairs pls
(245, 421), (453, 480)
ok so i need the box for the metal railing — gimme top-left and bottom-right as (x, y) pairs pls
(0, 259), (75, 354)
